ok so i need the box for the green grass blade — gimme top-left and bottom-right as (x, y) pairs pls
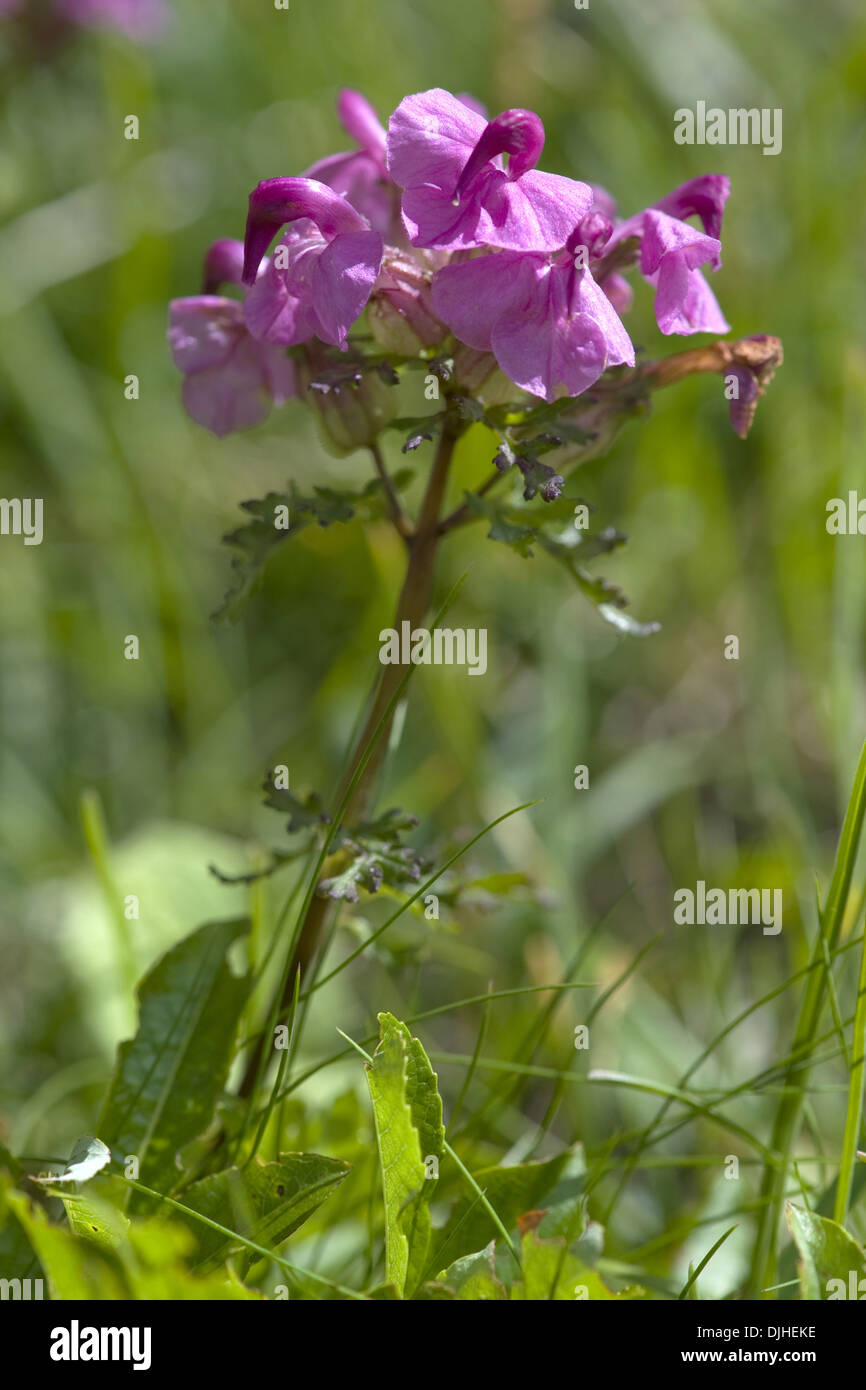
(834, 922), (866, 1225)
(750, 737), (866, 1293)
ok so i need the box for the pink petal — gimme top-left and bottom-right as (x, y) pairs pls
(492, 266), (632, 401)
(653, 257), (730, 335)
(493, 302), (609, 402)
(311, 229), (383, 346)
(242, 227), (323, 346)
(432, 252), (539, 349)
(640, 210), (722, 278)
(168, 296), (243, 372)
(181, 338), (273, 437)
(480, 168), (592, 252)
(653, 174), (730, 247)
(243, 177), (368, 285)
(601, 272), (634, 316)
(261, 347), (296, 405)
(386, 87), (487, 191)
(400, 183), (485, 250)
(202, 239), (245, 293)
(303, 150), (393, 237)
(337, 89), (387, 161)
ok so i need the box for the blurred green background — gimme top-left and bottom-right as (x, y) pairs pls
(2, 0), (866, 1292)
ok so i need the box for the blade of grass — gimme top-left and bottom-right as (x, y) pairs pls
(123, 1176), (366, 1299)
(677, 1226), (738, 1300)
(750, 736), (866, 1294)
(833, 917), (866, 1225)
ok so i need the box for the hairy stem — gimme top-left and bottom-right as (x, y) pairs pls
(370, 441), (411, 541)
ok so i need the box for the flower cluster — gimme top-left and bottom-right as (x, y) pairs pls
(170, 87), (731, 436)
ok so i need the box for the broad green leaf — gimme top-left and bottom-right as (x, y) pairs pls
(98, 918), (251, 1210)
(0, 1144), (21, 1179)
(509, 1229), (652, 1301)
(176, 1153), (350, 1272)
(55, 1191), (130, 1251)
(0, 1177), (42, 1283)
(412, 1281), (457, 1300)
(786, 1202), (866, 1300)
(428, 1149), (572, 1274)
(121, 1221), (263, 1299)
(9, 1193), (261, 1300)
(400, 1025), (445, 1175)
(34, 1136), (111, 1186)
(365, 1012), (440, 1297)
(438, 1243), (507, 1300)
(9, 1191), (130, 1299)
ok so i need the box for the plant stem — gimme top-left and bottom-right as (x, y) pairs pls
(236, 413), (460, 1104)
(370, 441), (411, 541)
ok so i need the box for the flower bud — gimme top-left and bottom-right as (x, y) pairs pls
(296, 346), (397, 455)
(452, 345), (515, 405)
(368, 251), (446, 355)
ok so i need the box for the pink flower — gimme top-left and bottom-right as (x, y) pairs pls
(607, 176), (731, 335)
(386, 87), (592, 253)
(432, 228), (634, 402)
(303, 90), (398, 240)
(168, 240), (294, 437)
(241, 177), (383, 350)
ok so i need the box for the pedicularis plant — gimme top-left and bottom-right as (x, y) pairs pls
(26, 87), (866, 1309)
(168, 85), (783, 1114)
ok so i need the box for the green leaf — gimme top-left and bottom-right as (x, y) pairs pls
(466, 494), (536, 556)
(412, 1280), (458, 1299)
(175, 1153), (350, 1273)
(34, 1136), (111, 1186)
(56, 1190), (130, 1251)
(365, 1012), (441, 1297)
(402, 1027), (445, 1174)
(8, 1193), (261, 1300)
(316, 808), (426, 903)
(438, 1243), (507, 1300)
(0, 1178), (42, 1282)
(98, 918), (251, 1211)
(467, 493), (656, 633)
(509, 1228), (650, 1301)
(264, 782), (328, 835)
(785, 1202), (866, 1300)
(428, 1149), (572, 1274)
(9, 1191), (129, 1299)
